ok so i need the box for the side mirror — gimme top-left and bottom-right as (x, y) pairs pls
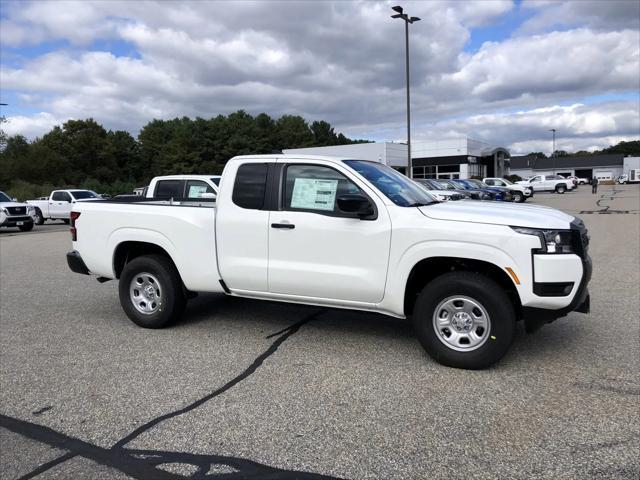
(337, 194), (375, 219)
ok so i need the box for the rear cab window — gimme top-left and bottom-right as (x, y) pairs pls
(155, 180), (185, 198)
(232, 163), (268, 209)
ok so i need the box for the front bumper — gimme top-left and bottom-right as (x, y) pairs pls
(1, 215), (34, 227)
(67, 250), (90, 275)
(523, 218), (592, 329)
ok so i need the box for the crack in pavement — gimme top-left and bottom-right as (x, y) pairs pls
(4, 308), (342, 480)
(580, 186), (639, 214)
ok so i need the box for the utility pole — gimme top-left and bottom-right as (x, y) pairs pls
(391, 6), (420, 178)
(549, 128), (557, 173)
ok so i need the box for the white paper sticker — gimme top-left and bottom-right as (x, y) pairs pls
(290, 178), (338, 211)
(188, 185), (208, 198)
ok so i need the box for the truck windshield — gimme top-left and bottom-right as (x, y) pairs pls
(344, 160), (436, 207)
(0, 192), (11, 202)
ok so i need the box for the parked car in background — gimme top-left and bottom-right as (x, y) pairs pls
(516, 175), (574, 194)
(565, 175), (588, 186)
(435, 179), (491, 200)
(67, 154), (592, 369)
(618, 170), (640, 184)
(414, 178), (466, 201)
(451, 179), (506, 201)
(27, 189), (102, 224)
(146, 175), (221, 199)
(0, 191), (36, 231)
(465, 179), (513, 202)
(483, 177), (532, 203)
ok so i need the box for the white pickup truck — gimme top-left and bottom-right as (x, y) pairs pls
(66, 155), (592, 369)
(482, 178), (532, 203)
(27, 189), (102, 224)
(516, 175), (574, 194)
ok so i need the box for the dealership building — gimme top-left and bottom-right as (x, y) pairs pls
(285, 139), (637, 182)
(284, 137), (511, 180)
(508, 154), (634, 181)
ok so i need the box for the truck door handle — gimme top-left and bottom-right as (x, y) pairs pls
(271, 223), (295, 229)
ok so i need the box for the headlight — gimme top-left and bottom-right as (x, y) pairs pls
(512, 227), (574, 254)
(0, 207), (7, 214)
(27, 205), (35, 213)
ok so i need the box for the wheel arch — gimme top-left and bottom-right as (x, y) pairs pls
(113, 241), (176, 279)
(403, 256), (522, 318)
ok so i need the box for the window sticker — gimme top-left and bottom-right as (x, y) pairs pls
(290, 178), (338, 211)
(188, 185), (208, 197)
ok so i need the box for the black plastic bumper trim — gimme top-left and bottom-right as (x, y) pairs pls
(67, 250), (90, 275)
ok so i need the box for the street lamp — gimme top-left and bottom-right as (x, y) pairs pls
(391, 5), (420, 178)
(549, 128), (557, 173)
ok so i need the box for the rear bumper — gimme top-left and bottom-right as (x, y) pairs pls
(67, 250), (90, 275)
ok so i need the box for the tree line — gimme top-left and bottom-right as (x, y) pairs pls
(0, 111), (368, 200)
(526, 140), (640, 158)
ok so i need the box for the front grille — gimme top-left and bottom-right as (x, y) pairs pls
(7, 206), (27, 215)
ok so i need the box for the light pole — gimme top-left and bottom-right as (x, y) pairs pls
(391, 5), (420, 178)
(549, 128), (557, 173)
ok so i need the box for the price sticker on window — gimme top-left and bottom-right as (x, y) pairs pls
(290, 178), (338, 211)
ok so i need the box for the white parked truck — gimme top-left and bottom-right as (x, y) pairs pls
(67, 155), (592, 369)
(482, 178), (532, 203)
(0, 191), (36, 231)
(146, 175), (221, 199)
(516, 174), (574, 193)
(27, 189), (102, 224)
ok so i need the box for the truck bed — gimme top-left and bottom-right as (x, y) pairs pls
(73, 198), (222, 293)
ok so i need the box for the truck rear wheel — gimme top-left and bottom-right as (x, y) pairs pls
(119, 254), (186, 328)
(412, 272), (515, 369)
(555, 185), (566, 194)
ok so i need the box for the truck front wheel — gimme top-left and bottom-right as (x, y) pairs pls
(512, 192), (525, 203)
(34, 208), (45, 225)
(412, 272), (515, 369)
(119, 254), (186, 328)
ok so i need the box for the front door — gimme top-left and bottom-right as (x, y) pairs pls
(49, 191), (72, 218)
(268, 162), (391, 304)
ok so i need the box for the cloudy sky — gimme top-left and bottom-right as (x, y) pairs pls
(1, 0), (639, 154)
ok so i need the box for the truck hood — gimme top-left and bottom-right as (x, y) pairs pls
(418, 200), (574, 229)
(0, 201), (30, 208)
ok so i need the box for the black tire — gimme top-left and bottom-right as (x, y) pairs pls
(34, 208), (45, 225)
(555, 185), (566, 194)
(118, 254), (186, 329)
(63, 219), (70, 224)
(19, 222), (34, 232)
(512, 192), (524, 203)
(412, 272), (515, 369)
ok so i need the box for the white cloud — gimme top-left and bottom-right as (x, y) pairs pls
(1, 0), (638, 154)
(2, 112), (65, 139)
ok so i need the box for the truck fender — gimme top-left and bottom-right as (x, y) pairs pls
(107, 228), (178, 278)
(380, 241), (524, 318)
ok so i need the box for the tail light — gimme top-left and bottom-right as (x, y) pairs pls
(70, 211), (81, 241)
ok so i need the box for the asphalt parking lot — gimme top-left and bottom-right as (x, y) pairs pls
(1, 184), (639, 479)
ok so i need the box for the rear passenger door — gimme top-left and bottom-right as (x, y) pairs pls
(216, 162), (271, 292)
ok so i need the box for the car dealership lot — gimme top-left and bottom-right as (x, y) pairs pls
(1, 185), (638, 479)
